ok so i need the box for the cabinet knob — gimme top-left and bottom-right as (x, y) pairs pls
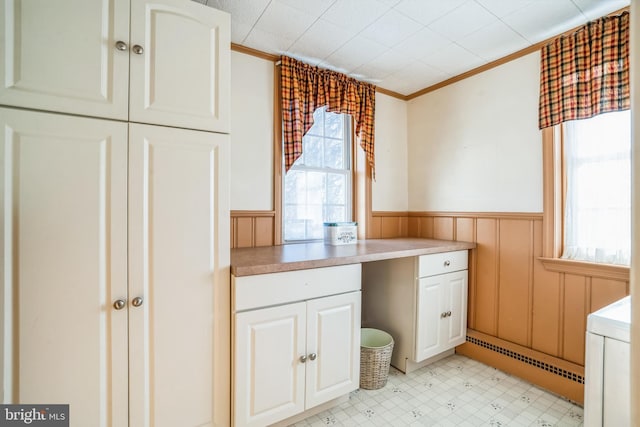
(447, 311), (452, 317)
(113, 299), (126, 310)
(441, 312), (447, 318)
(444, 260), (451, 267)
(131, 296), (144, 307)
(132, 44), (144, 55)
(309, 353), (317, 361)
(115, 41), (128, 51)
(299, 355), (307, 363)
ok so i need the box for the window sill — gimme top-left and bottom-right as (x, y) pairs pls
(538, 257), (630, 281)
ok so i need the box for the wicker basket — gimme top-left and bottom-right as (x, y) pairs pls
(359, 328), (394, 390)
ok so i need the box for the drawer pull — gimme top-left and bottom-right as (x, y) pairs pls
(444, 260), (451, 267)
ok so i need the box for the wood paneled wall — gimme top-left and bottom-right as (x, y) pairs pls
(230, 211), (276, 248)
(372, 211), (630, 366)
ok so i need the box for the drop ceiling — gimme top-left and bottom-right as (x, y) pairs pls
(194, 0), (630, 97)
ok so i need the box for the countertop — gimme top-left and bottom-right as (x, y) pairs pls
(587, 295), (631, 343)
(231, 238), (476, 276)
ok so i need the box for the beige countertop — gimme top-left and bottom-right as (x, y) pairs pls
(231, 238), (476, 276)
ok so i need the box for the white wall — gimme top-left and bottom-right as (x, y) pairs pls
(407, 53), (543, 213)
(230, 51), (274, 210)
(630, 0), (639, 418)
(372, 93), (409, 211)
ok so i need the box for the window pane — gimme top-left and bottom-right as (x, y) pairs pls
(283, 106), (351, 242)
(325, 111), (343, 138)
(563, 110), (631, 265)
(324, 138), (344, 169)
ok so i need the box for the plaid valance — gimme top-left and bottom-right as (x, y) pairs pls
(281, 55), (376, 177)
(538, 11), (630, 129)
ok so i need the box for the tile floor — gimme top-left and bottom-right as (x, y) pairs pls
(292, 354), (584, 427)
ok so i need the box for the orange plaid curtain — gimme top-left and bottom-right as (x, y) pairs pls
(538, 12), (629, 129)
(281, 55), (376, 178)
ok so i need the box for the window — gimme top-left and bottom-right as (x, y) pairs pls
(283, 107), (352, 242)
(562, 110), (631, 265)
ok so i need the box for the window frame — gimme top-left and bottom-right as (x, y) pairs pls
(281, 107), (354, 243)
(539, 126), (630, 280)
(273, 64), (371, 245)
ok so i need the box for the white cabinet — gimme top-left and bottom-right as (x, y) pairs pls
(363, 250), (468, 373)
(416, 270), (467, 361)
(0, 107), (230, 427)
(0, 0), (230, 133)
(584, 296), (630, 426)
(233, 265), (361, 427)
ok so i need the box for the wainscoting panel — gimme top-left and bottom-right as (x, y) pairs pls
(231, 211), (275, 248)
(379, 210), (630, 403)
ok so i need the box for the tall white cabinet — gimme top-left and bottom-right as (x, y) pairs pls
(0, 1), (231, 426)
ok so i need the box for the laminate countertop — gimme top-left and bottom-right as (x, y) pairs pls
(231, 238), (476, 276)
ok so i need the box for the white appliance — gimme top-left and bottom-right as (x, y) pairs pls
(584, 296), (631, 426)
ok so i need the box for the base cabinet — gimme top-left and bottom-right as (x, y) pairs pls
(0, 108), (230, 427)
(233, 265), (361, 427)
(363, 251), (468, 373)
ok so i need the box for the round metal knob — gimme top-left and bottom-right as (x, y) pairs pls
(131, 296), (143, 307)
(113, 299), (126, 310)
(299, 355), (307, 363)
(447, 311), (452, 317)
(115, 41), (128, 51)
(444, 260), (451, 267)
(441, 312), (447, 318)
(132, 45), (144, 55)
(309, 353), (317, 361)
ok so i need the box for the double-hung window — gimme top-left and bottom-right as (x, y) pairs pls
(562, 110), (631, 265)
(283, 106), (352, 242)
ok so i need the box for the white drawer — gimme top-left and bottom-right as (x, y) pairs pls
(233, 263), (361, 312)
(418, 250), (468, 277)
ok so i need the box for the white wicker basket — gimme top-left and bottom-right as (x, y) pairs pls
(359, 328), (394, 390)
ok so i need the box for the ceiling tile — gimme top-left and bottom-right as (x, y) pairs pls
(474, 0), (535, 18)
(323, 35), (388, 73)
(206, 0), (270, 40)
(244, 27), (295, 54)
(230, 21), (254, 44)
(322, 0), (393, 33)
(422, 43), (484, 76)
(276, 0), (337, 17)
(361, 49), (417, 76)
(394, 27), (451, 59)
(359, 9), (422, 47)
(501, 0), (586, 43)
(289, 19), (356, 62)
(571, 0), (629, 21)
(428, 1), (498, 41)
(457, 20), (529, 61)
(394, 0), (467, 26)
(254, 1), (318, 44)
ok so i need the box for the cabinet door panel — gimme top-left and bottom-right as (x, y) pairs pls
(444, 270), (468, 347)
(416, 276), (443, 361)
(0, 0), (130, 120)
(128, 123), (230, 427)
(306, 292), (361, 409)
(235, 303), (306, 427)
(129, 0), (230, 133)
(0, 108), (128, 426)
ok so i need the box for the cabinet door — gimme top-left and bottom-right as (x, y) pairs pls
(443, 270), (468, 348)
(128, 123), (230, 427)
(603, 338), (630, 426)
(306, 292), (361, 409)
(234, 303), (306, 427)
(129, 0), (230, 133)
(415, 276), (444, 361)
(0, 108), (129, 426)
(0, 0), (130, 120)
